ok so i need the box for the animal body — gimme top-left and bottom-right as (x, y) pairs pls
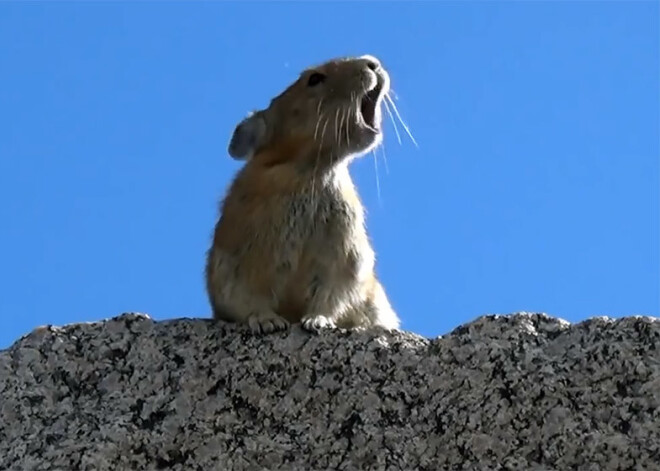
(206, 55), (400, 334)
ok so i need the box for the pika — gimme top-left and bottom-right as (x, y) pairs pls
(205, 54), (400, 334)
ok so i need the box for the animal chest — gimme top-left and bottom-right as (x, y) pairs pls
(278, 187), (359, 259)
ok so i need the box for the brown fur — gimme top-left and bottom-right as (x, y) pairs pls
(206, 55), (400, 333)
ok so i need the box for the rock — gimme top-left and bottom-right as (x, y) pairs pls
(1, 312), (659, 470)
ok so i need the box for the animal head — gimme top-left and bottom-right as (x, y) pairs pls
(228, 55), (391, 168)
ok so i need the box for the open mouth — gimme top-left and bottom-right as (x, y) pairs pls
(359, 79), (384, 130)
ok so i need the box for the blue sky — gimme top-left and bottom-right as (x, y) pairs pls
(1, 2), (658, 348)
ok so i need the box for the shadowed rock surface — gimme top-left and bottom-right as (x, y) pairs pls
(1, 312), (659, 470)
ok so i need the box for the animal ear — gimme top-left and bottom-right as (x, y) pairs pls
(228, 111), (267, 160)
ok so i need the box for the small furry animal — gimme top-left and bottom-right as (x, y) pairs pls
(206, 54), (400, 334)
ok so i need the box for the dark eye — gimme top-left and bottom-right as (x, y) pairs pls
(307, 72), (326, 87)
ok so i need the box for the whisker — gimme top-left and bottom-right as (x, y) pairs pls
(344, 107), (350, 148)
(313, 114), (323, 140)
(334, 108), (341, 147)
(318, 117), (329, 157)
(383, 97), (402, 145)
(372, 149), (382, 206)
(312, 116), (329, 197)
(319, 117), (329, 148)
(380, 138), (390, 175)
(345, 93), (355, 147)
(338, 108), (345, 148)
(314, 98), (325, 141)
(385, 93), (418, 148)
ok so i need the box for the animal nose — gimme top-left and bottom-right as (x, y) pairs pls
(366, 59), (379, 71)
(361, 55), (381, 71)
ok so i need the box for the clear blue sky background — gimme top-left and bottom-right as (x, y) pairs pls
(1, 2), (658, 349)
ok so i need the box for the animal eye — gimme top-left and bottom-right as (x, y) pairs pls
(307, 72), (326, 87)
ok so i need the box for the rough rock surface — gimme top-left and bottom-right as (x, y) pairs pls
(1, 312), (659, 470)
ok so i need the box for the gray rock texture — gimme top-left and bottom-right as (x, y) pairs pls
(1, 312), (659, 470)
